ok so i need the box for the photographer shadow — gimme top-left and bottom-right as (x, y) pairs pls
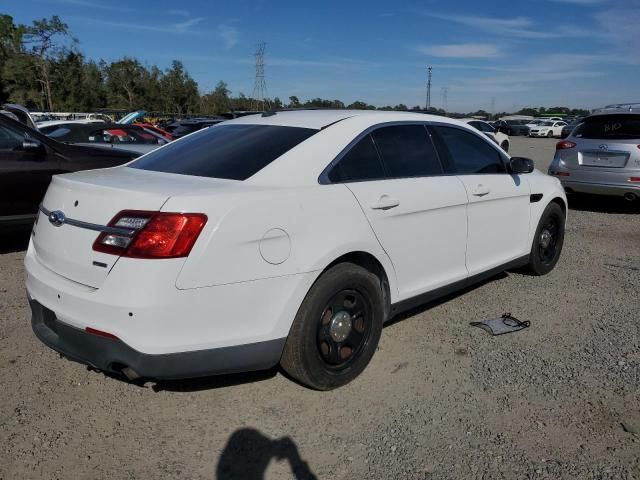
(216, 428), (317, 480)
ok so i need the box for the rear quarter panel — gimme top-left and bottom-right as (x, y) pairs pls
(167, 185), (398, 296)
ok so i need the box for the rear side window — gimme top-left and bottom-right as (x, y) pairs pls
(328, 134), (385, 183)
(0, 124), (24, 150)
(432, 125), (505, 174)
(371, 124), (442, 177)
(131, 124), (316, 180)
(573, 115), (640, 140)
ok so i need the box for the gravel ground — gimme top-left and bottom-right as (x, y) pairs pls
(1, 137), (639, 479)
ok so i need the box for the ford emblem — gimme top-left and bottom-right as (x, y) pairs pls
(598, 144), (608, 151)
(48, 210), (66, 227)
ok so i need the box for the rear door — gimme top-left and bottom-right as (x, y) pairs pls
(0, 121), (61, 221)
(430, 124), (531, 276)
(329, 123), (469, 300)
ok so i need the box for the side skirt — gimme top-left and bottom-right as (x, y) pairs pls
(388, 255), (530, 319)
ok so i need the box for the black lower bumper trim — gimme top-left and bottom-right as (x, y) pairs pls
(30, 299), (286, 380)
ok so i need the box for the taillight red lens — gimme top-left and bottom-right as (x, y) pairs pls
(93, 211), (207, 259)
(629, 177), (640, 183)
(556, 140), (576, 150)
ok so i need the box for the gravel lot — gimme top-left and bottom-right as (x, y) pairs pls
(1, 137), (638, 479)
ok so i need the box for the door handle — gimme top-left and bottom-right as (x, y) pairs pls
(471, 184), (491, 197)
(371, 195), (400, 210)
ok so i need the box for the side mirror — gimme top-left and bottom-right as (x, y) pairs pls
(22, 138), (43, 152)
(510, 156), (534, 174)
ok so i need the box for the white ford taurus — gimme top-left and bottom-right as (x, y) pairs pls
(26, 110), (567, 390)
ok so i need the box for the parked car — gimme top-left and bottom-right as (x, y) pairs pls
(503, 119), (531, 136)
(463, 119), (510, 152)
(549, 109), (640, 200)
(26, 110), (566, 390)
(39, 123), (169, 155)
(133, 122), (174, 141)
(529, 121), (568, 138)
(559, 118), (584, 139)
(0, 114), (139, 229)
(167, 118), (227, 138)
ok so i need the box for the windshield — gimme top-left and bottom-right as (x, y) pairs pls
(130, 124), (317, 180)
(539, 121), (554, 126)
(573, 114), (640, 140)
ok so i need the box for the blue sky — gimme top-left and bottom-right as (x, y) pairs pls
(6, 0), (640, 112)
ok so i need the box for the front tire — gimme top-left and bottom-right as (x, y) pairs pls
(546, 131), (553, 138)
(526, 203), (565, 275)
(280, 263), (384, 390)
(501, 141), (509, 152)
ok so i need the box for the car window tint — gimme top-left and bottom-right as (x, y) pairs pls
(371, 124), (442, 177)
(573, 114), (640, 140)
(328, 134), (385, 183)
(0, 124), (24, 150)
(131, 124), (316, 180)
(433, 125), (505, 174)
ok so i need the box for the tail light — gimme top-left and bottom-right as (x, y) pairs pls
(93, 210), (207, 259)
(556, 140), (576, 150)
(629, 177), (640, 183)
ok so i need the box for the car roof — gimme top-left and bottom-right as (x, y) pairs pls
(225, 109), (452, 130)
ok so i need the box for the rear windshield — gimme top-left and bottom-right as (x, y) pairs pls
(130, 124), (317, 180)
(573, 114), (640, 140)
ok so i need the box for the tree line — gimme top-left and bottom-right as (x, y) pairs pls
(0, 14), (591, 118)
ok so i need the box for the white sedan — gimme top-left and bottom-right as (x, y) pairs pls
(462, 118), (510, 152)
(26, 110), (567, 390)
(529, 120), (567, 138)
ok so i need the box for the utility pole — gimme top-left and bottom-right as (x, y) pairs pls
(441, 87), (448, 113)
(426, 66), (432, 110)
(252, 42), (270, 111)
(490, 96), (496, 119)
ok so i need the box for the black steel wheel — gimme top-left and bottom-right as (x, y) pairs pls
(527, 202), (565, 275)
(281, 263), (384, 390)
(316, 289), (373, 370)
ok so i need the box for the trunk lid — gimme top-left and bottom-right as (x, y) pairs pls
(33, 167), (238, 288)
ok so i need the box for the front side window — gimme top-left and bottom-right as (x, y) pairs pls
(0, 124), (24, 150)
(131, 124), (317, 180)
(432, 125), (505, 175)
(371, 124), (443, 177)
(328, 134), (385, 183)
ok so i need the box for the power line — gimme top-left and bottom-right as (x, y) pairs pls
(252, 42), (270, 111)
(426, 66), (432, 110)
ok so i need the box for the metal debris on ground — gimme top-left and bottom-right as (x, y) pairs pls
(470, 313), (530, 336)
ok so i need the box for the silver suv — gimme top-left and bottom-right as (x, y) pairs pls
(548, 104), (640, 201)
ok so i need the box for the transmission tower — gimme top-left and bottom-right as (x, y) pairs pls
(441, 87), (448, 113)
(252, 42), (270, 111)
(426, 66), (432, 110)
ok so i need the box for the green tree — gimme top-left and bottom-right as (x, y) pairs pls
(23, 15), (76, 110)
(160, 60), (198, 114)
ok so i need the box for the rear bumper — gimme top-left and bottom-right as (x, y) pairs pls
(30, 298), (285, 379)
(558, 179), (640, 197)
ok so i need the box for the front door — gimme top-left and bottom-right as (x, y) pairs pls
(430, 124), (531, 276)
(0, 122), (60, 221)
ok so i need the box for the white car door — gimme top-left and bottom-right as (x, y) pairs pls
(327, 124), (469, 300)
(430, 124), (531, 276)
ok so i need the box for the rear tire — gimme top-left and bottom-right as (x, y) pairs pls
(280, 263), (384, 390)
(526, 203), (565, 275)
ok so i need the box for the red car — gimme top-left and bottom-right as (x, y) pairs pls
(133, 122), (174, 141)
